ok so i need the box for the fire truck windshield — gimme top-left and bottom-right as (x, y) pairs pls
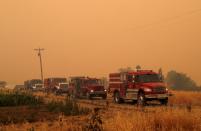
(135, 74), (162, 83)
(31, 80), (42, 84)
(54, 78), (67, 83)
(86, 79), (99, 85)
(60, 83), (68, 88)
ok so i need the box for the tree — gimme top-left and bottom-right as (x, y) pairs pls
(166, 70), (199, 91)
(118, 67), (134, 73)
(0, 81), (7, 88)
(158, 68), (164, 81)
(136, 65), (141, 71)
(100, 77), (108, 89)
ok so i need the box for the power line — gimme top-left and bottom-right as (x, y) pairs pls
(131, 8), (201, 31)
(34, 48), (45, 82)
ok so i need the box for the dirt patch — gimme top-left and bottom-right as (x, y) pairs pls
(0, 106), (59, 124)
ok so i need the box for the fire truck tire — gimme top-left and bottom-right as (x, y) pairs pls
(55, 91), (58, 95)
(102, 94), (107, 100)
(69, 91), (75, 100)
(114, 92), (123, 104)
(86, 92), (92, 100)
(160, 98), (168, 105)
(132, 100), (137, 105)
(137, 92), (146, 106)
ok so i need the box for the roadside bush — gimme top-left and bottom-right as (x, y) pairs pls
(0, 91), (44, 107)
(47, 97), (91, 116)
(166, 70), (199, 91)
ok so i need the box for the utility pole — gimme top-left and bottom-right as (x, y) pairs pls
(34, 48), (44, 82)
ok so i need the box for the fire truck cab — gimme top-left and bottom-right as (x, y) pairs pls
(24, 79), (43, 91)
(44, 77), (68, 93)
(109, 70), (169, 105)
(68, 77), (107, 99)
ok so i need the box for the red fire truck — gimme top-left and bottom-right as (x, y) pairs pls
(24, 79), (43, 91)
(109, 70), (169, 105)
(44, 77), (68, 93)
(68, 77), (107, 99)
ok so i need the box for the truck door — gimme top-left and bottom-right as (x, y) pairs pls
(80, 79), (86, 96)
(120, 73), (127, 97)
(75, 79), (82, 97)
(126, 75), (138, 99)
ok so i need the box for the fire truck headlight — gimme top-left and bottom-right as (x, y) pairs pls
(144, 88), (152, 92)
(90, 90), (94, 93)
(104, 89), (107, 92)
(165, 88), (168, 92)
(56, 86), (60, 89)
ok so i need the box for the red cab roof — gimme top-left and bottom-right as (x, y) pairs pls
(109, 70), (157, 77)
(128, 70), (157, 75)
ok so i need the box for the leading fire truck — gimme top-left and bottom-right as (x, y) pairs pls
(109, 70), (169, 105)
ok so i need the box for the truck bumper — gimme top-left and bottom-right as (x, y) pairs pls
(145, 94), (168, 100)
(90, 91), (107, 97)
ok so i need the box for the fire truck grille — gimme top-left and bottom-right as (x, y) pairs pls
(153, 86), (165, 92)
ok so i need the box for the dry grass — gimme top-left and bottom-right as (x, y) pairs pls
(0, 91), (201, 131)
(169, 91), (201, 106)
(0, 115), (86, 131)
(104, 107), (201, 131)
(103, 91), (201, 131)
(1, 107), (200, 131)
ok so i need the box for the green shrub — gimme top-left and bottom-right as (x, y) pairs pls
(0, 91), (44, 107)
(47, 97), (90, 116)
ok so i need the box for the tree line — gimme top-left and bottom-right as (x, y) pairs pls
(166, 70), (201, 91)
(0, 81), (7, 88)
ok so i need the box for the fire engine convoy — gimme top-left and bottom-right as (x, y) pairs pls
(23, 68), (169, 105)
(44, 77), (68, 94)
(24, 79), (43, 91)
(108, 70), (169, 105)
(68, 77), (107, 99)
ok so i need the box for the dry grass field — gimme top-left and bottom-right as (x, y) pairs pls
(169, 91), (201, 106)
(0, 89), (201, 131)
(104, 107), (201, 131)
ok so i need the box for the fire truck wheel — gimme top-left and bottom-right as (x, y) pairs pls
(137, 92), (146, 106)
(69, 91), (74, 100)
(86, 92), (92, 100)
(114, 92), (122, 104)
(55, 90), (60, 96)
(102, 95), (107, 100)
(132, 100), (137, 105)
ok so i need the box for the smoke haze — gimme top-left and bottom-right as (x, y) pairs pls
(0, 0), (201, 85)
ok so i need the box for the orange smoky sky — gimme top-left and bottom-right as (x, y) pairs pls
(0, 0), (201, 85)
